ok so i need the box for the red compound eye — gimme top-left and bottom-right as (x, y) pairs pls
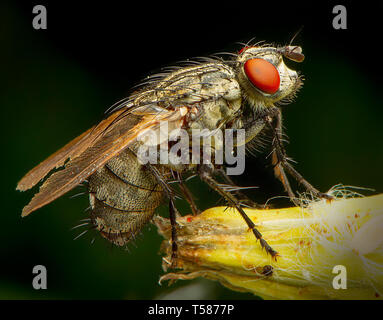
(244, 58), (280, 94)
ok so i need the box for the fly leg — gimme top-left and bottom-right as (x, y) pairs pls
(217, 168), (261, 208)
(267, 108), (333, 203)
(176, 172), (201, 215)
(147, 164), (180, 267)
(199, 164), (278, 259)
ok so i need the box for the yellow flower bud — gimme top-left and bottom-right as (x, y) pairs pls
(155, 188), (383, 300)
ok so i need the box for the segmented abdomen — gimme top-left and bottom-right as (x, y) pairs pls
(88, 147), (164, 246)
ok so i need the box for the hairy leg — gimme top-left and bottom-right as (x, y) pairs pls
(267, 108), (333, 202)
(217, 168), (261, 208)
(147, 164), (179, 266)
(176, 172), (201, 215)
(199, 164), (278, 258)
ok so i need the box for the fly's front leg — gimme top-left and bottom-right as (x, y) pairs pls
(199, 164), (278, 259)
(268, 109), (297, 202)
(267, 108), (333, 202)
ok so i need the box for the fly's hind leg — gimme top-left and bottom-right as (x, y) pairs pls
(147, 164), (180, 267)
(168, 198), (179, 264)
(176, 172), (201, 215)
(199, 164), (278, 259)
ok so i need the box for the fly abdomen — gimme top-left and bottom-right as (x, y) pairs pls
(88, 148), (164, 246)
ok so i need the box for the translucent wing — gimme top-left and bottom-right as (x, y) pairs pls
(17, 108), (127, 192)
(18, 106), (186, 217)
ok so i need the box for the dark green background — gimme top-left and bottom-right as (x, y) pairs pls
(1, 1), (382, 299)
